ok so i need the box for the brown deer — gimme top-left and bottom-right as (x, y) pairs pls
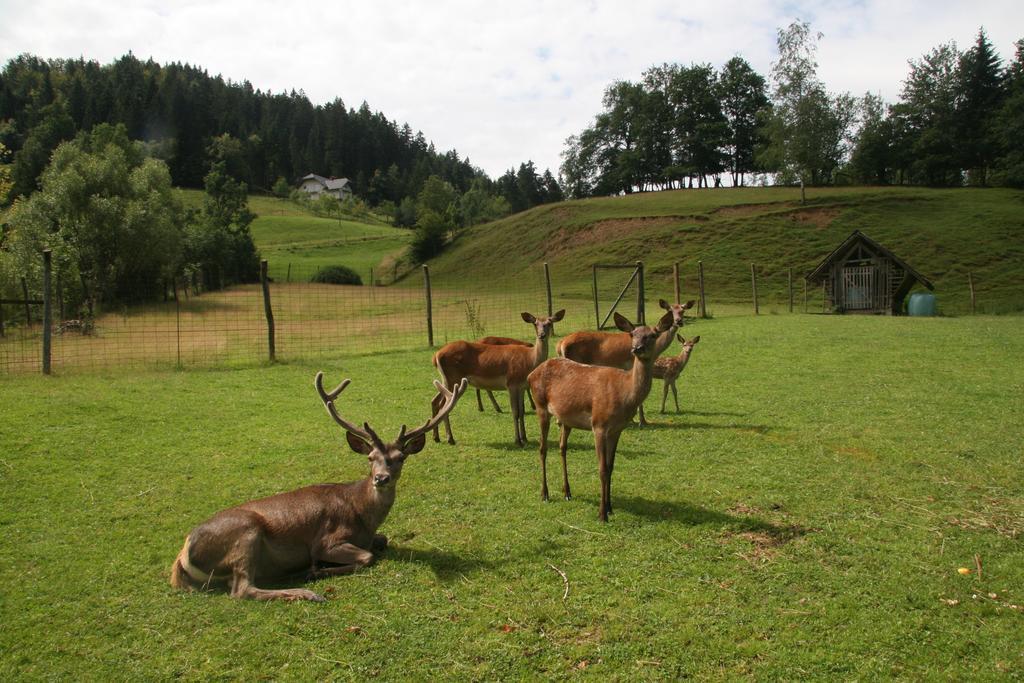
(472, 336), (535, 414)
(653, 335), (701, 413)
(556, 299), (695, 426)
(431, 310), (565, 447)
(529, 310), (674, 522)
(169, 374), (468, 602)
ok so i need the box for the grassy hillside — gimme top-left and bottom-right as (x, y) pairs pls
(176, 189), (411, 282)
(424, 186), (1024, 315)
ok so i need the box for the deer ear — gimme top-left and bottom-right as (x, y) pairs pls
(613, 312), (634, 332)
(346, 431), (374, 455)
(683, 299), (696, 309)
(677, 333), (685, 344)
(521, 312), (536, 324)
(403, 432), (427, 456)
(656, 311), (674, 332)
(690, 335), (701, 344)
(551, 309), (565, 322)
(659, 299), (670, 310)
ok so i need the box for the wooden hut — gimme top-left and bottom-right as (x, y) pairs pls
(806, 231), (934, 315)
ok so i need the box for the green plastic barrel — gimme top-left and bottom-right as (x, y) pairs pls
(907, 292), (937, 316)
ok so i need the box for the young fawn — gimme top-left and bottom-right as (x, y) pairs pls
(653, 335), (701, 413)
(529, 310), (674, 522)
(169, 374), (467, 602)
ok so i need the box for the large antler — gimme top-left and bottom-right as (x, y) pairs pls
(402, 378), (469, 445)
(314, 372), (374, 443)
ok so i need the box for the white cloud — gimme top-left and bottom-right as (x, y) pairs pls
(1, 0), (1022, 177)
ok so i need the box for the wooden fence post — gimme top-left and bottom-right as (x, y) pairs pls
(636, 261), (645, 325)
(423, 265), (434, 347)
(544, 262), (553, 316)
(697, 260), (707, 318)
(803, 278), (808, 313)
(286, 263), (291, 284)
(673, 262), (680, 305)
(968, 272), (976, 314)
(42, 250), (52, 375)
(592, 265), (599, 329)
(21, 277), (31, 326)
(260, 260), (276, 362)
(0, 296), (4, 337)
(751, 263), (759, 315)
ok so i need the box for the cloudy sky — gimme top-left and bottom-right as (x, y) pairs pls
(1, 1), (1022, 178)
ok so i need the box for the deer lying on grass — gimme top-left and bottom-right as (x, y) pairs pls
(653, 335), (701, 413)
(529, 310), (674, 522)
(432, 310), (565, 447)
(556, 299), (694, 426)
(472, 336), (536, 414)
(169, 374), (468, 602)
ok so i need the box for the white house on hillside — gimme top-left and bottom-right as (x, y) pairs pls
(297, 173), (353, 200)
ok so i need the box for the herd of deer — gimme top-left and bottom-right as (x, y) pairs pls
(170, 299), (701, 601)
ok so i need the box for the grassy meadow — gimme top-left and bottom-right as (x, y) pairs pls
(2, 313), (1023, 679)
(423, 186), (1024, 315)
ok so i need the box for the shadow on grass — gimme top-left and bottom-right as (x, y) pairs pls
(386, 544), (496, 581)
(631, 421), (770, 433)
(574, 494), (810, 541)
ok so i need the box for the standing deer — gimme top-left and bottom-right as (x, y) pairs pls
(431, 310), (565, 447)
(169, 374), (468, 602)
(472, 336), (535, 414)
(653, 335), (701, 413)
(529, 310), (674, 522)
(556, 299), (695, 426)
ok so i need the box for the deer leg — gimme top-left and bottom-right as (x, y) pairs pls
(595, 429), (609, 522)
(638, 403), (648, 428)
(660, 380), (670, 413)
(372, 534), (388, 551)
(559, 423), (572, 500)
(511, 388), (527, 447)
(672, 381), (680, 413)
(476, 389), (484, 412)
(487, 390), (503, 413)
(605, 430), (623, 516)
(518, 390), (528, 444)
(526, 387), (535, 411)
(227, 529), (325, 602)
(538, 406), (551, 501)
(432, 386), (457, 445)
(310, 542), (376, 579)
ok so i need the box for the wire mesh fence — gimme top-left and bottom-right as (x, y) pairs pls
(0, 257), (834, 375)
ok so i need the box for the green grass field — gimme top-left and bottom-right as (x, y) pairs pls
(2, 314), (1022, 679)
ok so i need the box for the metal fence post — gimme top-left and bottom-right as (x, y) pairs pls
(544, 262), (553, 316)
(260, 260), (276, 362)
(423, 265), (434, 347)
(698, 260), (707, 318)
(788, 267), (794, 313)
(636, 261), (645, 325)
(592, 265), (599, 329)
(751, 263), (759, 315)
(42, 250), (52, 375)
(673, 262), (680, 305)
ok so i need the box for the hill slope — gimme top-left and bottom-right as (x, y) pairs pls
(424, 186), (1024, 315)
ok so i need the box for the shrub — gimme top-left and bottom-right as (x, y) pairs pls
(310, 265), (363, 286)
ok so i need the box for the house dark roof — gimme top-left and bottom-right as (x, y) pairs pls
(298, 173), (351, 190)
(806, 230), (934, 290)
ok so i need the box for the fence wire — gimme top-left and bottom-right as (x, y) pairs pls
(0, 259), (835, 374)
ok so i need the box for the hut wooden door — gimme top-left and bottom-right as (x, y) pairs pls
(842, 264), (874, 310)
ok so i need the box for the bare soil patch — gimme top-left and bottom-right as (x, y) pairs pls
(546, 216), (700, 258)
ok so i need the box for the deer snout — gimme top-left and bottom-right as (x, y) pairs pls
(373, 473), (392, 487)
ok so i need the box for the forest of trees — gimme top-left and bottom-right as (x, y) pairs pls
(0, 52), (561, 212)
(561, 23), (1024, 198)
